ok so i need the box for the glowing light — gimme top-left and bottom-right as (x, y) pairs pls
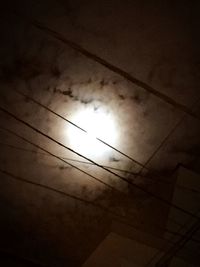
(67, 108), (117, 159)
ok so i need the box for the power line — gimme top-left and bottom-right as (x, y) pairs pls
(164, 228), (200, 245)
(12, 13), (200, 122)
(0, 127), (121, 193)
(17, 89), (200, 191)
(1, 168), (200, 249)
(0, 167), (175, 240)
(3, 126), (200, 244)
(0, 127), (158, 230)
(136, 97), (200, 182)
(7, 14), (199, 187)
(3, 141), (200, 194)
(0, 168), (122, 218)
(2, 8), (200, 266)
(146, 208), (200, 266)
(0, 141), (140, 176)
(1, 106), (200, 220)
(13, 88), (146, 170)
(135, 117), (187, 181)
(155, 218), (200, 266)
(0, 141), (178, 186)
(9, 10), (200, 186)
(2, 126), (200, 238)
(1, 128), (200, 242)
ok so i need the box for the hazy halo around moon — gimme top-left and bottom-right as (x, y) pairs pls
(66, 107), (118, 160)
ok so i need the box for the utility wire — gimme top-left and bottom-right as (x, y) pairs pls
(3, 141), (200, 194)
(3, 11), (200, 266)
(8, 12), (200, 188)
(155, 218), (200, 266)
(16, 89), (198, 189)
(146, 210), (200, 266)
(2, 126), (200, 238)
(12, 13), (200, 122)
(12, 89), (182, 186)
(1, 168), (200, 248)
(0, 127), (121, 193)
(164, 228), (200, 245)
(1, 106), (200, 220)
(0, 141), (140, 176)
(1, 128), (200, 243)
(13, 88), (146, 169)
(136, 97), (200, 182)
(0, 141), (178, 186)
(0, 169), (123, 218)
(3, 126), (200, 244)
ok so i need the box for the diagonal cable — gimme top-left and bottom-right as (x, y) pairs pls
(1, 168), (200, 247)
(13, 88), (146, 169)
(146, 207), (200, 267)
(12, 13), (200, 121)
(1, 106), (200, 220)
(3, 141), (200, 192)
(1, 135), (200, 244)
(156, 218), (200, 266)
(0, 126), (120, 193)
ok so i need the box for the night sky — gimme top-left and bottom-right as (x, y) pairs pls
(0, 1), (200, 266)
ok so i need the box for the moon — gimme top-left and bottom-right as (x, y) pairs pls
(66, 107), (118, 160)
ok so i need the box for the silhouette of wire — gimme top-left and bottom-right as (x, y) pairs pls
(1, 128), (200, 243)
(14, 88), (146, 169)
(13, 89), (194, 188)
(0, 141), (140, 176)
(0, 168), (124, 218)
(1, 168), (200, 248)
(14, 14), (199, 121)
(136, 97), (200, 182)
(155, 218), (200, 266)
(0, 126), (121, 193)
(2, 129), (200, 236)
(1, 106), (200, 220)
(146, 207), (200, 267)
(3, 142), (200, 193)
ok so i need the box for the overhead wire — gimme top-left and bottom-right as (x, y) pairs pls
(2, 141), (200, 194)
(8, 11), (200, 198)
(0, 168), (123, 218)
(146, 209), (200, 266)
(1, 125), (200, 244)
(1, 106), (200, 221)
(12, 89), (200, 189)
(26, 11), (200, 197)
(0, 140), (180, 186)
(6, 13), (200, 189)
(2, 9), (200, 265)
(11, 88), (182, 186)
(135, 97), (200, 182)
(13, 88), (146, 170)
(155, 218), (200, 266)
(0, 127), (120, 193)
(1, 168), (200, 248)
(0, 141), (140, 176)
(11, 12), (200, 122)
(2, 126), (200, 239)
(130, 97), (200, 213)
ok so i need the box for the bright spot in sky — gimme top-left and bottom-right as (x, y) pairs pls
(67, 108), (118, 159)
